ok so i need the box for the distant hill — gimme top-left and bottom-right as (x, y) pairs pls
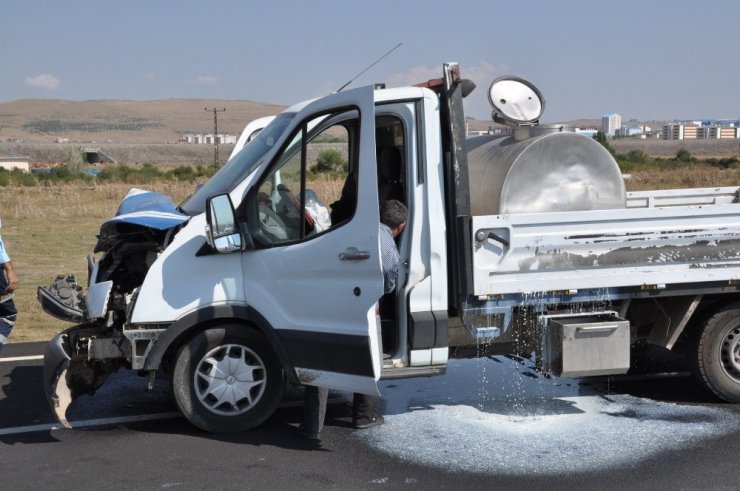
(6, 98), (734, 163)
(0, 98), (287, 144)
(0, 98), (608, 145)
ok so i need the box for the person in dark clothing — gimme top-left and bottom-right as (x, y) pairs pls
(300, 200), (407, 440)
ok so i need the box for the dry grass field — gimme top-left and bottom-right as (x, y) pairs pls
(625, 165), (740, 191)
(1, 181), (199, 343)
(2, 164), (740, 346)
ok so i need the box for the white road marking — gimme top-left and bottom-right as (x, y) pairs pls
(0, 355), (44, 363)
(0, 397), (345, 436)
(0, 412), (183, 436)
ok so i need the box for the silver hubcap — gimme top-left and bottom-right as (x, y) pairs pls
(194, 344), (267, 416)
(720, 325), (740, 381)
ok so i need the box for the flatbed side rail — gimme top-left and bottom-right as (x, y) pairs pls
(626, 186), (740, 208)
(472, 203), (740, 296)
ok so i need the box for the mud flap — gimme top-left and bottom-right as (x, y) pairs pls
(43, 333), (74, 428)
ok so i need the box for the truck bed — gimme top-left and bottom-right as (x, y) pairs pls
(471, 186), (740, 296)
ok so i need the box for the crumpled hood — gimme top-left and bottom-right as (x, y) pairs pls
(109, 188), (189, 229)
(96, 188), (190, 251)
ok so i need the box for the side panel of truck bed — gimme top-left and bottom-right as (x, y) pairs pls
(471, 202), (740, 296)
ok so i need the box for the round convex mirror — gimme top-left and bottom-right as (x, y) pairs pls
(488, 76), (545, 125)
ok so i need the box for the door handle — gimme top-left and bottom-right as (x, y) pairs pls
(339, 247), (370, 261)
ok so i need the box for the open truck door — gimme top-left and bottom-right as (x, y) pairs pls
(235, 86), (383, 395)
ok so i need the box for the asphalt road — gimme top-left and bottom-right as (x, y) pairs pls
(2, 342), (740, 490)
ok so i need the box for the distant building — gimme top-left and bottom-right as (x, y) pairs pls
(662, 124), (699, 140)
(698, 126), (740, 139)
(575, 127), (599, 138)
(0, 157), (30, 173)
(616, 125), (649, 137)
(602, 112), (621, 136)
(663, 122), (739, 140)
(181, 133), (236, 144)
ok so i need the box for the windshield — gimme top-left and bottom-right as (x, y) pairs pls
(179, 113), (295, 215)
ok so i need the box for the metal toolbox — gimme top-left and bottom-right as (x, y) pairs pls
(540, 312), (630, 377)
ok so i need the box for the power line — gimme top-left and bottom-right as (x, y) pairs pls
(205, 107), (226, 167)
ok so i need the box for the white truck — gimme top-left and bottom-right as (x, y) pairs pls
(39, 63), (740, 432)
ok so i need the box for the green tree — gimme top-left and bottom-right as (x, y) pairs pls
(64, 144), (87, 173)
(592, 131), (615, 155)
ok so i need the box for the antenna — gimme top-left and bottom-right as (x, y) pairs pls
(336, 42), (402, 93)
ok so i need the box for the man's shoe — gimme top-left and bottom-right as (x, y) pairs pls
(354, 415), (384, 429)
(297, 425), (320, 440)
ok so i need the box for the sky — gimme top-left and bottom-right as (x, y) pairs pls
(2, 0), (739, 123)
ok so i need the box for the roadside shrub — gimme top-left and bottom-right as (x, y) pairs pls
(617, 159), (640, 173)
(0, 162), (218, 187)
(625, 150), (648, 165)
(141, 163), (162, 176)
(170, 165), (196, 181)
(15, 172), (37, 187)
(98, 164), (135, 182)
(706, 157), (740, 169)
(309, 149), (348, 179)
(674, 148), (696, 163)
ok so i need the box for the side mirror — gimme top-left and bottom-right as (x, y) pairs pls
(205, 194), (242, 253)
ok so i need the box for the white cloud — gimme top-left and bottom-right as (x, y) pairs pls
(386, 61), (510, 120)
(386, 65), (441, 88)
(25, 73), (60, 90)
(190, 75), (218, 86)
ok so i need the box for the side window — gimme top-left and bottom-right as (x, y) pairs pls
(375, 116), (406, 208)
(252, 112), (355, 246)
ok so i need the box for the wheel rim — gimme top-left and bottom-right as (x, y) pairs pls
(193, 343), (267, 416)
(719, 323), (740, 382)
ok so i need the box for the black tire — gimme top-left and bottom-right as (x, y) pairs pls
(172, 324), (285, 432)
(691, 303), (740, 402)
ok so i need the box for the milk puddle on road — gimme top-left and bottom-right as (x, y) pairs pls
(359, 356), (740, 476)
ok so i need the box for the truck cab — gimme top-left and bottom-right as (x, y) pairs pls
(41, 69), (464, 432)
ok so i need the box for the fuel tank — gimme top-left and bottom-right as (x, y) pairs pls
(466, 128), (626, 216)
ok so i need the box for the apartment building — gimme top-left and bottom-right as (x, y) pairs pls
(602, 112), (622, 136)
(663, 122), (739, 140)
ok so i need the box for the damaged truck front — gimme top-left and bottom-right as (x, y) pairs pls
(39, 111), (298, 430)
(40, 189), (190, 426)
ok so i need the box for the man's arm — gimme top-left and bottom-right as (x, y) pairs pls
(1, 261), (18, 293)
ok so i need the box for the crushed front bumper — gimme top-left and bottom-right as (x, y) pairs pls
(43, 325), (126, 428)
(43, 332), (74, 428)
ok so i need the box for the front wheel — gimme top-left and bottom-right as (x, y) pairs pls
(691, 303), (740, 402)
(172, 325), (285, 432)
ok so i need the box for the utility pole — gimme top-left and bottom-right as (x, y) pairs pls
(205, 107), (226, 167)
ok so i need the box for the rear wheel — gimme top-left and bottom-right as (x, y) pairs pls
(692, 303), (740, 402)
(172, 324), (285, 432)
